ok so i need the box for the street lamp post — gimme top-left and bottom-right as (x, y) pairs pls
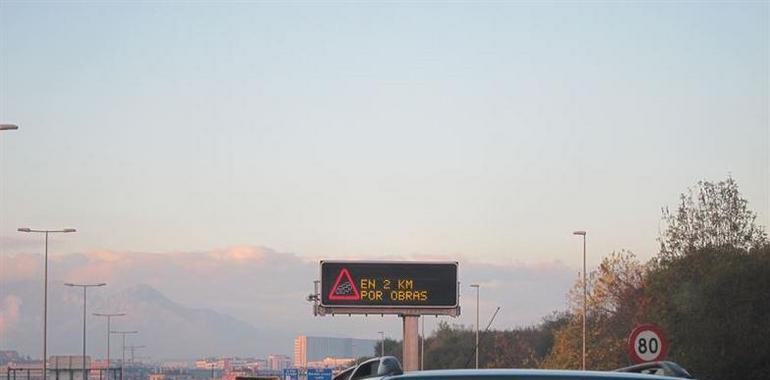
(420, 317), (424, 370)
(17, 227), (77, 380)
(470, 284), (480, 369)
(93, 313), (125, 379)
(65, 283), (106, 380)
(573, 230), (587, 370)
(124, 345), (145, 368)
(110, 330), (138, 380)
(377, 331), (385, 357)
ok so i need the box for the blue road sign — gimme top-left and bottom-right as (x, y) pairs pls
(283, 368), (299, 380)
(307, 368), (332, 380)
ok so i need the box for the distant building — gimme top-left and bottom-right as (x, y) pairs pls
(249, 359), (267, 370)
(150, 371), (194, 380)
(306, 357), (355, 369)
(195, 359), (227, 370)
(266, 355), (290, 371)
(0, 351), (21, 365)
(293, 336), (377, 368)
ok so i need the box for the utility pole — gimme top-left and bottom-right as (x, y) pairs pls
(18, 227), (77, 380)
(93, 313), (125, 380)
(573, 230), (587, 370)
(377, 331), (385, 357)
(65, 283), (106, 380)
(110, 330), (138, 380)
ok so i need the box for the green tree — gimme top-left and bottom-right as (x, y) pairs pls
(484, 313), (569, 369)
(645, 246), (770, 380)
(423, 322), (474, 369)
(658, 177), (767, 260)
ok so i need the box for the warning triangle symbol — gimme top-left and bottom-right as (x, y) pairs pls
(328, 268), (360, 300)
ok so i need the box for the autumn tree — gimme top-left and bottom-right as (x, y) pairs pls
(543, 250), (647, 370)
(658, 177), (767, 260)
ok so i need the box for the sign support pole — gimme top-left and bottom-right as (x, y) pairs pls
(402, 315), (419, 371)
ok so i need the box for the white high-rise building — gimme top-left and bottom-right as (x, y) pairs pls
(293, 336), (377, 368)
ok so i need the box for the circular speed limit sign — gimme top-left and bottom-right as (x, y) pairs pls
(627, 324), (668, 363)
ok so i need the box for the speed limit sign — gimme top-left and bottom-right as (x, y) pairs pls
(627, 324), (668, 363)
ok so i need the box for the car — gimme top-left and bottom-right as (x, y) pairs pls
(334, 365), (357, 380)
(615, 362), (694, 379)
(383, 369), (687, 380)
(348, 356), (404, 380)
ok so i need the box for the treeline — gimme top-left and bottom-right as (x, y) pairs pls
(374, 178), (770, 380)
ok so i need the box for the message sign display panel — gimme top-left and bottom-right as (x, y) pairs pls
(306, 368), (332, 380)
(320, 261), (458, 309)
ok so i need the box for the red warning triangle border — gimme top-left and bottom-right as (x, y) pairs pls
(328, 268), (360, 301)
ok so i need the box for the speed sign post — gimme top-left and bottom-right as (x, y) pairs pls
(627, 324), (668, 363)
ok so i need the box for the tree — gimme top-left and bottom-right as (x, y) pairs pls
(484, 313), (570, 369)
(543, 250), (647, 370)
(644, 246), (770, 380)
(658, 177), (767, 260)
(423, 322), (474, 369)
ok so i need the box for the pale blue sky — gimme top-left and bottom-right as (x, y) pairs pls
(1, 1), (768, 267)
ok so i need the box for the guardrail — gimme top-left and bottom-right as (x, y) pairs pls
(3, 368), (122, 380)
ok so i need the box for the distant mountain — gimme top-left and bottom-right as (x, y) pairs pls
(1, 281), (280, 359)
(1, 248), (575, 361)
(93, 284), (273, 358)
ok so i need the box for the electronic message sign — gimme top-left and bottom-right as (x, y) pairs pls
(320, 261), (458, 309)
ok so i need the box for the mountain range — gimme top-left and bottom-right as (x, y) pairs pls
(0, 246), (575, 360)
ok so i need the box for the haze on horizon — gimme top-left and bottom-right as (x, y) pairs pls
(0, 0), (768, 358)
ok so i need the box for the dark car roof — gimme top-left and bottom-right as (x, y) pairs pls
(386, 369), (684, 380)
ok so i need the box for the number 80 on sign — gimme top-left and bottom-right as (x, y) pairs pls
(627, 324), (668, 364)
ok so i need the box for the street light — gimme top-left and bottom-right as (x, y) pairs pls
(469, 284), (480, 369)
(17, 227), (77, 380)
(0, 124), (19, 130)
(420, 317), (425, 370)
(377, 331), (385, 357)
(110, 330), (138, 380)
(573, 230), (587, 370)
(124, 345), (145, 368)
(65, 283), (106, 380)
(93, 313), (125, 379)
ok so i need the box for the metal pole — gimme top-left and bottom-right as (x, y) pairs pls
(121, 335), (125, 380)
(83, 287), (87, 380)
(420, 317), (424, 370)
(582, 234), (587, 371)
(469, 284), (480, 369)
(44, 232), (48, 380)
(107, 319), (111, 379)
(66, 285), (106, 380)
(94, 313), (124, 380)
(573, 230), (587, 371)
(18, 228), (77, 380)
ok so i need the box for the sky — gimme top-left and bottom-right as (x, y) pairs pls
(0, 0), (768, 357)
